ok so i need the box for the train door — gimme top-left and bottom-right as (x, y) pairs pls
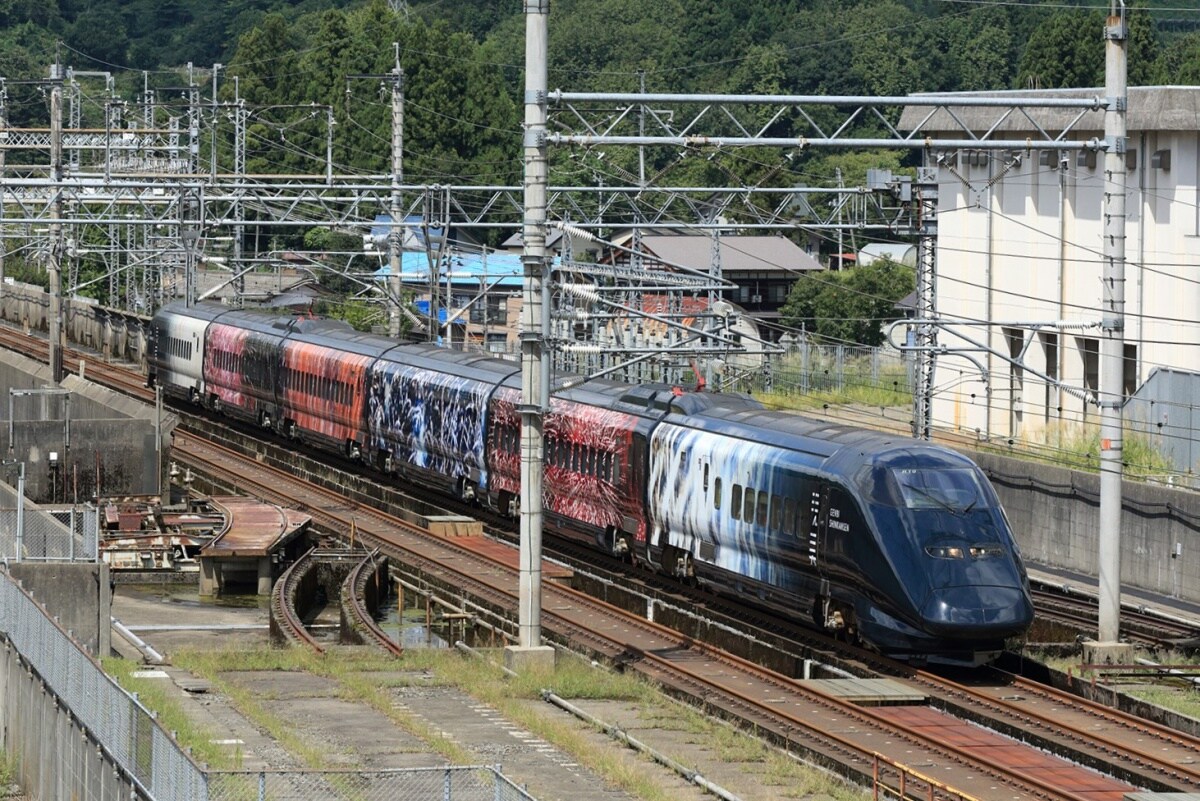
(815, 481), (859, 639)
(697, 456), (716, 562)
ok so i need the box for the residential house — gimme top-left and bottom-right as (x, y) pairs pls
(604, 233), (824, 342)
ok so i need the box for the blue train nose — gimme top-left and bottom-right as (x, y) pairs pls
(921, 585), (1034, 637)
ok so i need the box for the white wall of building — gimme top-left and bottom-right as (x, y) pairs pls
(930, 99), (1200, 444)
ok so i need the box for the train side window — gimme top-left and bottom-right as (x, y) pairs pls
(757, 492), (769, 526)
(770, 495), (783, 530)
(783, 498), (796, 535)
(703, 463), (709, 492)
(743, 488), (755, 523)
(713, 477), (722, 510)
(731, 485), (742, 520)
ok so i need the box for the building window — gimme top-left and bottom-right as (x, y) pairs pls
(1076, 336), (1099, 407)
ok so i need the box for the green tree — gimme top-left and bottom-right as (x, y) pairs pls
(1157, 32), (1200, 84)
(780, 257), (914, 347)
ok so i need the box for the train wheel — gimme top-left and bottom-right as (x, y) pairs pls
(285, 420), (298, 440)
(210, 395), (222, 414)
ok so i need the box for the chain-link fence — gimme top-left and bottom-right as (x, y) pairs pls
(0, 569), (207, 800)
(208, 767), (538, 801)
(0, 479), (99, 561)
(0, 567), (541, 801)
(721, 341), (913, 398)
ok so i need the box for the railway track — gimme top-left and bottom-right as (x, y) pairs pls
(170, 428), (1159, 801)
(1031, 586), (1200, 650)
(7, 325), (1200, 798)
(270, 546), (326, 654)
(344, 549), (404, 657)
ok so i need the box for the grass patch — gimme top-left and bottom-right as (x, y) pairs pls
(992, 422), (1176, 481)
(173, 645), (475, 766)
(101, 657), (240, 769)
(0, 750), (15, 786)
(756, 385), (910, 413)
(433, 648), (866, 801)
(132, 643), (864, 800)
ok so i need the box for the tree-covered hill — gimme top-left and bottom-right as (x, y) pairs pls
(2, 0), (1198, 190)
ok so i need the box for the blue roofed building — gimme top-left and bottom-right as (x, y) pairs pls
(375, 249), (537, 353)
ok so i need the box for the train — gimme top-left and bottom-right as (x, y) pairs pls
(149, 301), (1034, 664)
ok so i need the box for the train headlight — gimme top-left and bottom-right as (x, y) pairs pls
(925, 545), (965, 559)
(969, 545), (1004, 559)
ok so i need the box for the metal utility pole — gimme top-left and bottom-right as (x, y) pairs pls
(1097, 2), (1128, 647)
(515, 0), (551, 661)
(210, 63), (222, 180)
(389, 49), (404, 338)
(48, 63), (64, 383)
(912, 164), (938, 440)
(0, 80), (7, 299)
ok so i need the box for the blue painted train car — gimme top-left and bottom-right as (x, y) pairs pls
(646, 405), (1032, 662)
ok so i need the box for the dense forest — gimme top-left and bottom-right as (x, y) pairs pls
(2, 0), (1199, 188)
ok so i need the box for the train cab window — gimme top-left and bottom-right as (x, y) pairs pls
(756, 492), (769, 526)
(743, 488), (755, 523)
(713, 478), (722, 510)
(731, 485), (742, 520)
(770, 495), (783, 530)
(783, 498), (796, 535)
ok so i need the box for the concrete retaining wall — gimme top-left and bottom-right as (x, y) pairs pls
(0, 350), (170, 502)
(0, 281), (149, 366)
(6, 562), (111, 658)
(974, 450), (1200, 603)
(0, 643), (139, 801)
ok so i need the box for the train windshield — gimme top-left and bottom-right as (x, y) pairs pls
(891, 468), (983, 515)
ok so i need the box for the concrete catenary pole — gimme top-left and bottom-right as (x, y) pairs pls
(518, 0), (549, 652)
(49, 63), (64, 383)
(389, 47), (405, 338)
(1097, 2), (1128, 646)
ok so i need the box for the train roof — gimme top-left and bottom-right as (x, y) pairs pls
(670, 401), (973, 473)
(155, 301), (230, 325)
(376, 341), (522, 384)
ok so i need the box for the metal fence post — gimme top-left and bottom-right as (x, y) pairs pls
(15, 462), (24, 562)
